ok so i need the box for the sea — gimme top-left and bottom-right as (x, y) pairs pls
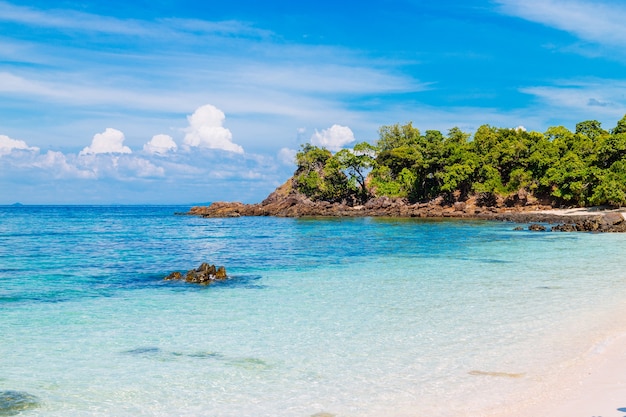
(2, 205), (626, 417)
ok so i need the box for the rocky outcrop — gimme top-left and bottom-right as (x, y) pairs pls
(165, 263), (227, 284)
(185, 178), (626, 232)
(550, 212), (626, 232)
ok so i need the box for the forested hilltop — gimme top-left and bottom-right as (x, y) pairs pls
(294, 115), (626, 208)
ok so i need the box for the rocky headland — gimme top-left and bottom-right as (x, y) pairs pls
(186, 179), (626, 232)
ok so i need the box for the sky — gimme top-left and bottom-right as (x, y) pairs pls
(1, 0), (626, 204)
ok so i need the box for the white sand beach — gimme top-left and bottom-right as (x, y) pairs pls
(539, 206), (626, 219)
(513, 331), (626, 417)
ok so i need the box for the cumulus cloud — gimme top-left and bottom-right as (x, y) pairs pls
(143, 134), (177, 155)
(0, 134), (39, 156)
(79, 128), (132, 155)
(277, 147), (297, 165)
(183, 104), (244, 154)
(310, 124), (355, 151)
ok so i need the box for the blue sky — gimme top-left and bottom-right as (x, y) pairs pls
(1, 0), (626, 204)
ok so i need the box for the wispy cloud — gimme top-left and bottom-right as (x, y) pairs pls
(495, 0), (626, 47)
(0, 1), (151, 35)
(0, 1), (269, 39)
(0, 0), (423, 154)
(520, 78), (626, 117)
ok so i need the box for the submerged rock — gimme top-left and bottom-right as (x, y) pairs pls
(164, 263), (228, 285)
(0, 391), (40, 416)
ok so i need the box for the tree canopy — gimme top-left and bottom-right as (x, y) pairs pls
(293, 115), (626, 208)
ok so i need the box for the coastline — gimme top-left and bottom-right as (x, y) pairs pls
(187, 191), (626, 232)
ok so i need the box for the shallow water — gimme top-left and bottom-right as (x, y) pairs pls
(1, 206), (626, 416)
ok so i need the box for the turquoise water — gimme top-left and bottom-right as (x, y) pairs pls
(2, 206), (626, 416)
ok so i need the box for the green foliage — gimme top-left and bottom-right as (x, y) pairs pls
(575, 120), (607, 141)
(292, 114), (626, 208)
(294, 144), (351, 202)
(377, 122), (421, 152)
(335, 142), (376, 203)
(589, 161), (626, 207)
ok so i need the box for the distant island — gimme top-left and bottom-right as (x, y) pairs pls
(189, 115), (626, 232)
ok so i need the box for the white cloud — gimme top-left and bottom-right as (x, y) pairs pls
(495, 0), (626, 47)
(310, 124), (355, 151)
(122, 157), (165, 177)
(79, 128), (132, 155)
(183, 104), (244, 154)
(0, 134), (39, 156)
(0, 1), (151, 36)
(33, 150), (96, 179)
(143, 134), (177, 155)
(278, 147), (297, 166)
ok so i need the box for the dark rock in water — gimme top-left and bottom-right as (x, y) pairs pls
(528, 224), (546, 231)
(164, 271), (182, 281)
(513, 226), (524, 231)
(165, 263), (228, 285)
(0, 391), (40, 416)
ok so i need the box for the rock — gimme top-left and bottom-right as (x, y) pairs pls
(164, 271), (182, 281)
(528, 224), (546, 231)
(602, 212), (625, 226)
(513, 226), (524, 231)
(164, 263), (228, 285)
(0, 391), (40, 416)
(552, 223), (578, 232)
(453, 202), (466, 212)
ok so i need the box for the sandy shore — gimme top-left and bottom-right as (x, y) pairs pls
(512, 331), (626, 417)
(538, 206), (626, 219)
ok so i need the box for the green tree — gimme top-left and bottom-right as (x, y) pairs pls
(377, 122), (421, 152)
(589, 160), (626, 207)
(596, 133), (626, 169)
(541, 152), (591, 205)
(294, 144), (351, 202)
(575, 120), (607, 141)
(336, 142), (376, 203)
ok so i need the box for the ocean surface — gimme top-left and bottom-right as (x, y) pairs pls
(2, 205), (626, 417)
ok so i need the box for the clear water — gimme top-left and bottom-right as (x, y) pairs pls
(2, 206), (626, 417)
